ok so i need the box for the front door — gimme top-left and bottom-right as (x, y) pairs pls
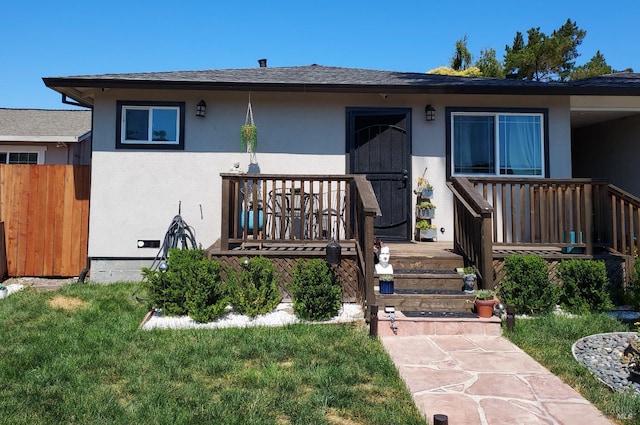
(347, 108), (411, 241)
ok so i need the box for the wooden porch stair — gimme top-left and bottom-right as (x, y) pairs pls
(374, 242), (502, 336)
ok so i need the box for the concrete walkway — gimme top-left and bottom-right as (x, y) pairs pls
(381, 334), (614, 425)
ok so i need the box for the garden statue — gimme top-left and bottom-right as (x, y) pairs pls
(375, 246), (393, 275)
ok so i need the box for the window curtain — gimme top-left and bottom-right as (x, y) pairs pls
(499, 115), (541, 175)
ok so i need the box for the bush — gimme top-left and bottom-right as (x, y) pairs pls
(289, 259), (342, 321)
(498, 254), (558, 315)
(557, 259), (613, 314)
(142, 248), (232, 322)
(624, 257), (640, 310)
(228, 257), (281, 317)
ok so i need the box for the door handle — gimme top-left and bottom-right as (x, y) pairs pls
(402, 170), (408, 188)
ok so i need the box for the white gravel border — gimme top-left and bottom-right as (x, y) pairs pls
(0, 284), (25, 299)
(141, 303), (364, 330)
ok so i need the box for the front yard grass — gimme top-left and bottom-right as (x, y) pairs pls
(0, 282), (426, 425)
(504, 313), (640, 424)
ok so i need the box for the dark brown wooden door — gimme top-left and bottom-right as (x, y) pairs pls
(347, 109), (411, 241)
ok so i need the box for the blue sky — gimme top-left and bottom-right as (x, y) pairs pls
(1, 0), (638, 110)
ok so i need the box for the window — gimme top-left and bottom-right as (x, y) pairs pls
(0, 147), (45, 164)
(116, 101), (185, 150)
(450, 110), (546, 177)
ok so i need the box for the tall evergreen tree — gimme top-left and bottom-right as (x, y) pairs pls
(450, 35), (472, 71)
(504, 19), (586, 81)
(570, 51), (613, 79)
(475, 48), (504, 77)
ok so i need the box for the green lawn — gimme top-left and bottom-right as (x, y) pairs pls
(0, 283), (426, 425)
(504, 313), (640, 424)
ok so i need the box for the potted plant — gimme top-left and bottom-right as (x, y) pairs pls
(414, 176), (433, 198)
(0, 284), (7, 299)
(416, 220), (437, 239)
(241, 98), (258, 153)
(462, 267), (476, 293)
(378, 274), (394, 294)
(416, 201), (436, 219)
(474, 289), (496, 318)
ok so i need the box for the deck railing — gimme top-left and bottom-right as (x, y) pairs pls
(221, 174), (358, 249)
(220, 173), (381, 318)
(447, 178), (494, 289)
(451, 176), (640, 285)
(608, 185), (640, 256)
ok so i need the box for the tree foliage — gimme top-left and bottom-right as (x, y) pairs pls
(474, 48), (504, 78)
(427, 66), (482, 77)
(504, 19), (586, 81)
(436, 19), (624, 81)
(450, 35), (472, 71)
(570, 51), (613, 79)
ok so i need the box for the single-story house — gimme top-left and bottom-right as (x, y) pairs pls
(42, 63), (640, 283)
(0, 108), (92, 165)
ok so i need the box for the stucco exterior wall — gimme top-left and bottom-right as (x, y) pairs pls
(88, 89), (572, 282)
(573, 114), (640, 196)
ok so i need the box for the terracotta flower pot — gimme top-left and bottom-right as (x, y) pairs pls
(475, 298), (495, 318)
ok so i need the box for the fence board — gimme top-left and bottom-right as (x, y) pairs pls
(0, 165), (90, 277)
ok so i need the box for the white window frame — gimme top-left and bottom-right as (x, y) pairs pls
(116, 101), (185, 150)
(450, 111), (546, 178)
(0, 146), (46, 164)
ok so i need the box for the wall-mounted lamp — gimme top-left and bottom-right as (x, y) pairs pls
(425, 104), (436, 122)
(196, 100), (207, 118)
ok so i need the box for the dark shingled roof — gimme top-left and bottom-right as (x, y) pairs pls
(0, 109), (91, 141)
(42, 65), (640, 107)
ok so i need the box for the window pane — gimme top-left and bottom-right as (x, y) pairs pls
(0, 153), (6, 164)
(151, 109), (177, 142)
(8, 152), (38, 164)
(125, 109), (149, 141)
(499, 115), (542, 175)
(454, 115), (495, 174)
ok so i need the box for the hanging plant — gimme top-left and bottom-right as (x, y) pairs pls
(241, 98), (258, 153)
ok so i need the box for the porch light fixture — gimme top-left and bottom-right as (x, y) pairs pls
(425, 105), (436, 121)
(196, 100), (207, 117)
(326, 238), (342, 265)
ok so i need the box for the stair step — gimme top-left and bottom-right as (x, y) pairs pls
(376, 310), (502, 336)
(390, 255), (464, 271)
(389, 271), (465, 292)
(375, 292), (475, 312)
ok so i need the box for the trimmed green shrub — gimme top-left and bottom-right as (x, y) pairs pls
(498, 254), (558, 315)
(289, 259), (342, 321)
(228, 256), (282, 317)
(624, 257), (640, 310)
(557, 259), (613, 314)
(142, 248), (231, 322)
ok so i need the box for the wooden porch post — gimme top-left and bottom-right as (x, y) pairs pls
(220, 176), (231, 251)
(364, 213), (376, 320)
(480, 213), (493, 290)
(584, 183), (593, 255)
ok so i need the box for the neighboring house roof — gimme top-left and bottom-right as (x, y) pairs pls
(0, 108), (92, 143)
(42, 65), (640, 108)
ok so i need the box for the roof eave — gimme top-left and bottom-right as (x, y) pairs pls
(43, 77), (580, 99)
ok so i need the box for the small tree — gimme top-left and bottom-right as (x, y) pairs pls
(289, 259), (342, 321)
(498, 254), (558, 315)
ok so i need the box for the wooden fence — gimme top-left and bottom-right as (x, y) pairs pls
(0, 165), (90, 277)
